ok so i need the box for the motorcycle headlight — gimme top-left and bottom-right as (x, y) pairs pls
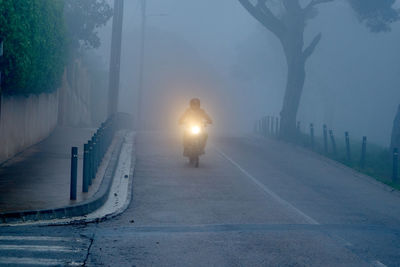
(191, 125), (201, 135)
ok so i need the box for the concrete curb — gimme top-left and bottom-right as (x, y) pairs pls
(52, 132), (136, 226)
(0, 132), (125, 224)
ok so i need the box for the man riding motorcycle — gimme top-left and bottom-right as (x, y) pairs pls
(179, 98), (212, 163)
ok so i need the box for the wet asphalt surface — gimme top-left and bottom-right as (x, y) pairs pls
(1, 132), (400, 266)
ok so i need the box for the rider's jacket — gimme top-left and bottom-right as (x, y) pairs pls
(179, 108), (213, 125)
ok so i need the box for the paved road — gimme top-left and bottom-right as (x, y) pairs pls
(2, 133), (400, 266)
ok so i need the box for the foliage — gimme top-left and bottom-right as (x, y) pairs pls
(298, 130), (400, 191)
(0, 0), (112, 95)
(349, 0), (399, 32)
(0, 0), (66, 95)
(64, 0), (113, 54)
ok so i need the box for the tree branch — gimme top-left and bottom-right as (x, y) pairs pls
(282, 0), (301, 12)
(303, 32), (322, 59)
(305, 0), (335, 11)
(238, 0), (285, 38)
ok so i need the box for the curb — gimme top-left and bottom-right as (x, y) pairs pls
(52, 132), (136, 226)
(0, 132), (125, 224)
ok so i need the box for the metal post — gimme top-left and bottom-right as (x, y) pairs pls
(393, 148), (398, 183)
(345, 132), (351, 162)
(329, 130), (337, 155)
(137, 0), (147, 130)
(360, 136), (367, 169)
(271, 117), (275, 136)
(296, 121), (301, 144)
(108, 0), (124, 117)
(323, 124), (328, 154)
(95, 133), (100, 171)
(98, 129), (104, 159)
(276, 117), (279, 137)
(92, 135), (98, 177)
(88, 140), (93, 185)
(70, 147), (78, 200)
(262, 117), (266, 137)
(82, 144), (89, 193)
(310, 123), (314, 150)
(0, 37), (3, 122)
(267, 116), (270, 135)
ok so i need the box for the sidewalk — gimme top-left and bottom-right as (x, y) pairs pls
(0, 127), (101, 213)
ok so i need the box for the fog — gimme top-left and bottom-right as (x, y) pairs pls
(93, 0), (400, 146)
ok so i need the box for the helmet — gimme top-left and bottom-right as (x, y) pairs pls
(190, 98), (200, 109)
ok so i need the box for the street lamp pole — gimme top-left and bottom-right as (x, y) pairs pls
(107, 0), (124, 118)
(136, 0), (147, 130)
(0, 37), (3, 122)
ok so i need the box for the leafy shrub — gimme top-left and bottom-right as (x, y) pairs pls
(0, 0), (66, 95)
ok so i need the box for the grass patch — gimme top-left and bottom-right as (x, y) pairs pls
(284, 131), (400, 191)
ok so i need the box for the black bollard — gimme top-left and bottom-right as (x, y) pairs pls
(329, 130), (337, 155)
(92, 135), (98, 177)
(393, 148), (398, 183)
(323, 124), (328, 154)
(88, 140), (93, 185)
(70, 147), (78, 200)
(276, 117), (279, 137)
(296, 121), (301, 144)
(310, 123), (315, 150)
(275, 117), (281, 137)
(271, 116), (275, 135)
(82, 144), (89, 193)
(262, 117), (267, 137)
(345, 132), (351, 162)
(360, 136), (367, 169)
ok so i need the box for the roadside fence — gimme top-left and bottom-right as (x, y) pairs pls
(254, 116), (399, 187)
(69, 114), (125, 200)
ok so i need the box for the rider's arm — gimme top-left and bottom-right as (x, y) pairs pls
(179, 109), (189, 125)
(202, 110), (213, 124)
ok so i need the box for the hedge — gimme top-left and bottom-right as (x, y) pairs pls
(0, 0), (66, 95)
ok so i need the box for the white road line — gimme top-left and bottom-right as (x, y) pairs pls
(0, 244), (84, 253)
(0, 235), (84, 242)
(372, 260), (387, 267)
(0, 257), (82, 266)
(216, 148), (319, 225)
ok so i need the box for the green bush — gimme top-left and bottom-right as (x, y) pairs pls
(0, 0), (66, 95)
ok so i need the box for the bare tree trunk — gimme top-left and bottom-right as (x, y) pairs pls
(280, 53), (306, 140)
(279, 19), (307, 141)
(238, 0), (322, 141)
(390, 105), (400, 150)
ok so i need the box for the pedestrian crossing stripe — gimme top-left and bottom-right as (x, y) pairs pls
(0, 235), (89, 266)
(0, 257), (83, 266)
(0, 244), (85, 253)
(0, 235), (85, 242)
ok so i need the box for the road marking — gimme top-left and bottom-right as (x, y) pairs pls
(0, 235), (84, 242)
(216, 148), (319, 225)
(0, 257), (82, 266)
(372, 260), (387, 267)
(0, 244), (84, 253)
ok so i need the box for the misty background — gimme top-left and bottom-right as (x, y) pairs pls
(92, 0), (400, 146)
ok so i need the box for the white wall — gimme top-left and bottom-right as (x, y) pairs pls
(0, 91), (59, 164)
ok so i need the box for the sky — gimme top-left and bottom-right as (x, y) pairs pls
(95, 0), (400, 146)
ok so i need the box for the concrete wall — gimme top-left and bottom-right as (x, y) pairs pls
(0, 59), (95, 164)
(0, 91), (59, 164)
(58, 60), (92, 127)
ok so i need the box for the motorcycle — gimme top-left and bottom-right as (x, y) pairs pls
(183, 122), (207, 168)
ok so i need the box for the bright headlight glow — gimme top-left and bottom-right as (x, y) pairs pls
(191, 125), (201, 135)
